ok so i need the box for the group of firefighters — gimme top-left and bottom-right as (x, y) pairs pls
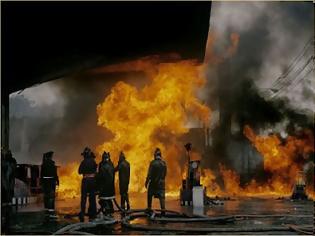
(41, 147), (167, 222)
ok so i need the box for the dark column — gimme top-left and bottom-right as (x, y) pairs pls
(1, 91), (9, 150)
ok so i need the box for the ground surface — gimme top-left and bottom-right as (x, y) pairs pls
(10, 193), (314, 235)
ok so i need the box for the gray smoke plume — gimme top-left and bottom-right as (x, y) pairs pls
(206, 1), (314, 121)
(9, 72), (149, 165)
(201, 1), (314, 180)
(9, 1), (314, 173)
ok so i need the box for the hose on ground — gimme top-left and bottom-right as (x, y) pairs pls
(68, 230), (93, 235)
(112, 198), (127, 214)
(122, 210), (313, 234)
(53, 218), (118, 235)
(287, 224), (314, 235)
(55, 198), (314, 235)
(122, 219), (295, 233)
(234, 214), (313, 219)
(150, 215), (235, 223)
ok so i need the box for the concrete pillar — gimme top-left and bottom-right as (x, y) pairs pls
(1, 91), (9, 150)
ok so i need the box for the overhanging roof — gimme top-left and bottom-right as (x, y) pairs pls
(2, 1), (211, 93)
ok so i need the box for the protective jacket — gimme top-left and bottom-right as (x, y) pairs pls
(78, 157), (97, 175)
(115, 159), (130, 194)
(41, 157), (58, 210)
(145, 158), (167, 196)
(41, 158), (59, 185)
(98, 160), (115, 197)
(78, 155), (97, 221)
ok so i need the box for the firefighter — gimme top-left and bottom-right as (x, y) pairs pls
(98, 151), (115, 216)
(145, 148), (167, 216)
(2, 150), (17, 204)
(1, 149), (17, 234)
(115, 151), (130, 211)
(40, 151), (59, 217)
(78, 147), (97, 222)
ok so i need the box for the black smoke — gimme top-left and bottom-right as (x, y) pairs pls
(202, 2), (314, 179)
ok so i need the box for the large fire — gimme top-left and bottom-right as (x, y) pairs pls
(200, 126), (314, 198)
(57, 162), (82, 199)
(57, 32), (314, 200)
(242, 125), (314, 197)
(58, 58), (211, 198)
(96, 60), (210, 192)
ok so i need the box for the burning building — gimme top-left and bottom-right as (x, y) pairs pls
(2, 1), (315, 234)
(4, 1), (315, 201)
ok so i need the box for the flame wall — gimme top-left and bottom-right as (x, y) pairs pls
(96, 60), (211, 193)
(58, 59), (211, 197)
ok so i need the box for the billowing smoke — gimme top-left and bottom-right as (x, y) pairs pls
(201, 2), (314, 181)
(207, 1), (314, 118)
(9, 72), (149, 165)
(208, 2), (315, 133)
(9, 1), (314, 182)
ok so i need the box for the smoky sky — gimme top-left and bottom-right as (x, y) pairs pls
(9, 72), (149, 165)
(9, 1), (314, 165)
(199, 1), (314, 176)
(206, 1), (314, 128)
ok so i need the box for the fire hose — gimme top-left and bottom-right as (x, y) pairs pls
(122, 211), (313, 234)
(122, 221), (313, 234)
(53, 218), (118, 235)
(122, 210), (313, 234)
(54, 196), (314, 235)
(54, 197), (121, 235)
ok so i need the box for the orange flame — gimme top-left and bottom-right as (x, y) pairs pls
(242, 125), (314, 197)
(200, 169), (223, 197)
(200, 126), (314, 199)
(58, 162), (81, 199)
(58, 33), (314, 200)
(57, 32), (241, 199)
(96, 60), (211, 193)
(57, 59), (211, 198)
